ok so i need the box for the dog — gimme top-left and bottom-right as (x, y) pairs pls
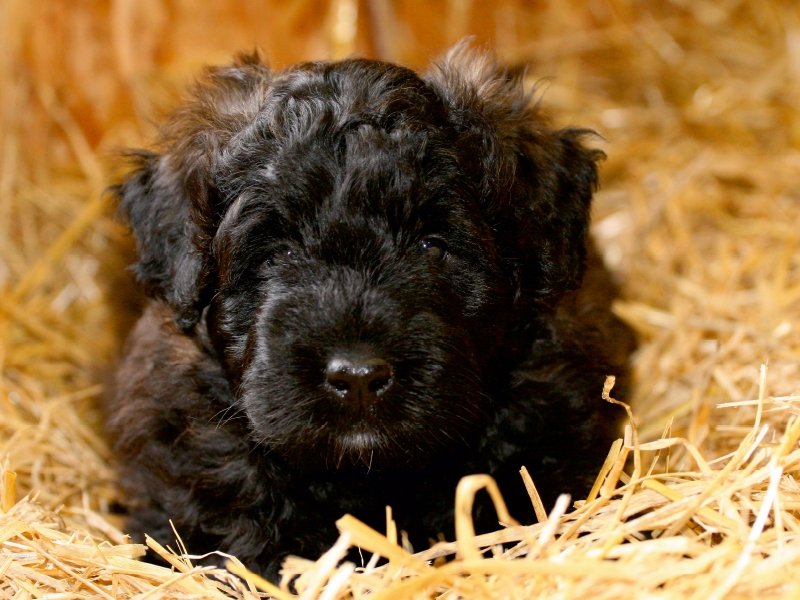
(108, 44), (634, 580)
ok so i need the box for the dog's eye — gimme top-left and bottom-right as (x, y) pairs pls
(421, 239), (449, 261)
(268, 248), (296, 266)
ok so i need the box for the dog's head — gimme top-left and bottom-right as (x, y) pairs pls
(116, 45), (602, 469)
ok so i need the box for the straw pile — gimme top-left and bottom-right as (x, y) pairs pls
(3, 0), (800, 598)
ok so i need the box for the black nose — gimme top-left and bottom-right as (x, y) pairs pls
(325, 357), (393, 406)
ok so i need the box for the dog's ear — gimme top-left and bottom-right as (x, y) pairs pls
(425, 42), (604, 310)
(114, 52), (271, 330)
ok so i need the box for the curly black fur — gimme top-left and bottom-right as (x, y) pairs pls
(108, 44), (635, 580)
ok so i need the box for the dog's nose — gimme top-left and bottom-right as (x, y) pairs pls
(325, 357), (393, 406)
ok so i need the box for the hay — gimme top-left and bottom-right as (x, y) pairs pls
(0, 486), (261, 599)
(3, 0), (800, 598)
(229, 388), (800, 599)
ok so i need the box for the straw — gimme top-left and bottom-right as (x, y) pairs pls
(5, 1), (800, 598)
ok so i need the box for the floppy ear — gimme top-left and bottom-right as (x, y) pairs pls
(425, 42), (603, 310)
(114, 52), (271, 330)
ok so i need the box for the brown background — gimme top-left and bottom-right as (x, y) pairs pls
(6, 1), (791, 181)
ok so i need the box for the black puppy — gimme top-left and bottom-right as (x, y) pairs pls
(109, 44), (633, 579)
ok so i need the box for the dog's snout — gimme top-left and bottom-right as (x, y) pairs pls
(325, 357), (393, 406)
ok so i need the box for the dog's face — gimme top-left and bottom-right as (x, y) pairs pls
(208, 67), (509, 467)
(116, 46), (602, 469)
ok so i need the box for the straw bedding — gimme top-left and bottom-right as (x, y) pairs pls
(3, 1), (800, 598)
